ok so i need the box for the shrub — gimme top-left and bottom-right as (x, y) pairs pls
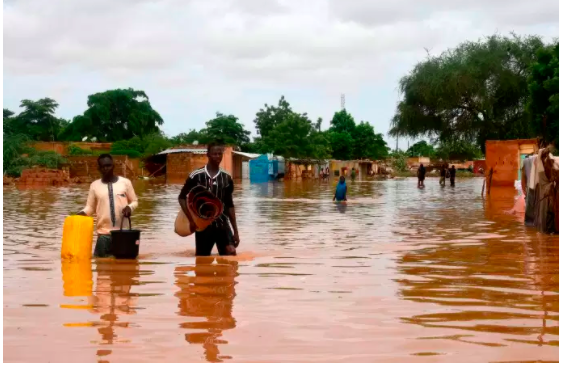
(3, 134), (67, 176)
(110, 149), (142, 158)
(68, 144), (94, 156)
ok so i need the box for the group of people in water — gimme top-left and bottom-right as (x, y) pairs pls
(76, 142), (469, 259)
(77, 143), (240, 258)
(417, 164), (457, 188)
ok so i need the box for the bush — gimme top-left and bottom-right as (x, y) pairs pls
(390, 151), (408, 172)
(110, 149), (142, 158)
(110, 133), (171, 158)
(28, 151), (67, 169)
(3, 134), (67, 176)
(68, 144), (94, 156)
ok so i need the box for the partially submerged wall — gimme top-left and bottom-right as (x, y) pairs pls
(16, 168), (70, 186)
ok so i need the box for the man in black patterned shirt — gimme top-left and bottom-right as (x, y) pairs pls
(178, 143), (240, 256)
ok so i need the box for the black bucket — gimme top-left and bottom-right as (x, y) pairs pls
(110, 216), (141, 259)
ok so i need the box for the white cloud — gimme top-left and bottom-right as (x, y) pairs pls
(3, 0), (559, 146)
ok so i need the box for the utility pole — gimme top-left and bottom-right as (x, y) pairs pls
(395, 136), (398, 152)
(341, 94), (345, 110)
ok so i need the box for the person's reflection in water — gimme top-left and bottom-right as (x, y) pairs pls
(89, 260), (140, 361)
(336, 202), (347, 214)
(175, 257), (238, 362)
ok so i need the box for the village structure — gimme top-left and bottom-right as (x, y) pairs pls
(5, 138), (544, 193)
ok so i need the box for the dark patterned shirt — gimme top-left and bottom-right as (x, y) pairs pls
(178, 165), (234, 228)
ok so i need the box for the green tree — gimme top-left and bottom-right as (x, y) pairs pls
(330, 109), (356, 134)
(390, 34), (545, 152)
(434, 140), (483, 161)
(406, 140), (435, 158)
(60, 88), (163, 142)
(329, 131), (354, 160)
(315, 117), (323, 132)
(527, 42), (559, 148)
(264, 113), (328, 159)
(329, 109), (356, 160)
(13, 98), (65, 141)
(169, 130), (209, 146)
(203, 112), (250, 146)
(254, 96), (294, 138)
(3, 108), (18, 136)
(352, 121), (390, 160)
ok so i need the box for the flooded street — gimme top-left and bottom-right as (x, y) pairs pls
(3, 178), (559, 362)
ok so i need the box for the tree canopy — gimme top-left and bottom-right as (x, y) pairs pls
(202, 113), (251, 146)
(4, 98), (67, 141)
(406, 140), (435, 158)
(59, 88), (163, 142)
(389, 34), (547, 152)
(328, 109), (389, 160)
(254, 96), (294, 138)
(527, 42), (559, 148)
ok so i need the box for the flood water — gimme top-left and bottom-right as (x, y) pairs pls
(3, 178), (559, 362)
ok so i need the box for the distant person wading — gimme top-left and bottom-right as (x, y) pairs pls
(417, 163), (426, 188)
(449, 165), (456, 186)
(333, 176), (348, 202)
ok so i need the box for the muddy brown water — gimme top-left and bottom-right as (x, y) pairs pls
(3, 178), (558, 362)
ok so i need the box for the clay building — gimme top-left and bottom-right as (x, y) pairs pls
(485, 139), (538, 186)
(157, 145), (234, 184)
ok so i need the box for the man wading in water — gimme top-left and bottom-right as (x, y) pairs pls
(78, 154), (138, 258)
(417, 163), (426, 188)
(178, 143), (240, 256)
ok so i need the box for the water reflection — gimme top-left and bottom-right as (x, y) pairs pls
(335, 202), (347, 214)
(396, 224), (559, 349)
(90, 260), (140, 362)
(61, 260), (93, 298)
(175, 257), (238, 362)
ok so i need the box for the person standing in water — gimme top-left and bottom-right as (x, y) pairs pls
(417, 163), (426, 188)
(449, 165), (456, 186)
(178, 143), (240, 256)
(77, 154), (139, 258)
(333, 176), (348, 202)
(350, 167), (357, 182)
(439, 164), (447, 186)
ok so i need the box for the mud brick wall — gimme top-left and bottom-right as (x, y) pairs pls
(17, 168), (70, 186)
(31, 142), (113, 156)
(485, 139), (537, 186)
(67, 156), (137, 180)
(166, 153), (208, 183)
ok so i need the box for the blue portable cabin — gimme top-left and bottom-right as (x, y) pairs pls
(249, 155), (270, 183)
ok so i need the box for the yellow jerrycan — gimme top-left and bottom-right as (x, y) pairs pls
(61, 215), (94, 260)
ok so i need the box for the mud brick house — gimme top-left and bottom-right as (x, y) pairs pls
(157, 145), (234, 184)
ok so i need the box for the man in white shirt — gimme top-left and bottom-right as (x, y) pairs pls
(78, 154), (138, 257)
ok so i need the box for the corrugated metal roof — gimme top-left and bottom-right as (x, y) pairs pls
(157, 148), (207, 155)
(232, 151), (261, 159)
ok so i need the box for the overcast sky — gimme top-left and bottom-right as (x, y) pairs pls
(3, 0), (559, 148)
